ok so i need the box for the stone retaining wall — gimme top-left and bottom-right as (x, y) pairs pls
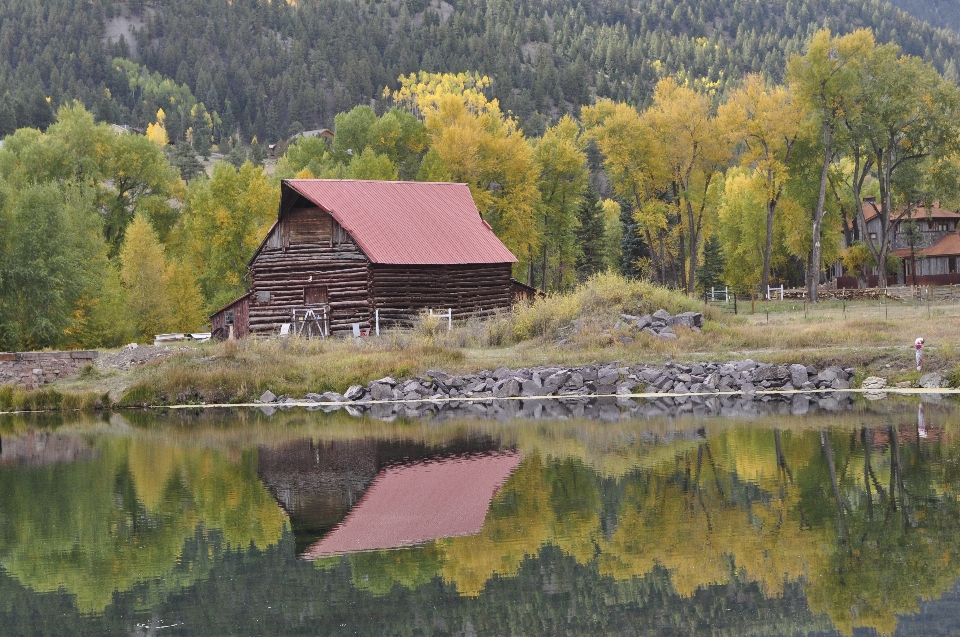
(0, 351), (98, 389)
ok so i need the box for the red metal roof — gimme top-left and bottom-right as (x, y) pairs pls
(301, 451), (522, 558)
(862, 200), (960, 223)
(892, 232), (960, 258)
(283, 179), (517, 265)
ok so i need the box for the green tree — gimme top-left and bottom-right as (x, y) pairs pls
(787, 29), (875, 300)
(575, 188), (607, 282)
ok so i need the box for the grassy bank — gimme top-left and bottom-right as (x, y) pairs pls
(8, 273), (960, 411)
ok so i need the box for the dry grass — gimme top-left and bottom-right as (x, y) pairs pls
(12, 273), (960, 410)
(117, 335), (466, 406)
(0, 384), (109, 413)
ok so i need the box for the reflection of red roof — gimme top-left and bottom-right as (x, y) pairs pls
(862, 200), (960, 223)
(283, 179), (518, 265)
(302, 451), (522, 558)
(892, 232), (960, 258)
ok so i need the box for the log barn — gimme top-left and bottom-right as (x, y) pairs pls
(210, 179), (519, 338)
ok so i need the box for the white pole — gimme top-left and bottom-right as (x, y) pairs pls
(447, 309), (452, 331)
(375, 309), (380, 336)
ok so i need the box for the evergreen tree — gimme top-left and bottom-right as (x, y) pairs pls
(575, 187), (607, 280)
(249, 137), (265, 167)
(172, 142), (203, 183)
(696, 234), (726, 295)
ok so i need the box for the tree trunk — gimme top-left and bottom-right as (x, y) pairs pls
(763, 198), (775, 295)
(808, 114), (833, 302)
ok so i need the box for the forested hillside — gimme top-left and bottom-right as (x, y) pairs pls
(891, 0), (960, 34)
(2, 0), (960, 144)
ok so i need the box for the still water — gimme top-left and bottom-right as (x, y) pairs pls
(2, 398), (960, 636)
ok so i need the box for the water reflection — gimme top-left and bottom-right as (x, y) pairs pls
(0, 399), (959, 636)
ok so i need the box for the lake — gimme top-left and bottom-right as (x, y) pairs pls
(2, 396), (959, 636)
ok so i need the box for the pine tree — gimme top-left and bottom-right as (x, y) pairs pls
(575, 187), (606, 281)
(173, 141), (203, 182)
(696, 234), (726, 295)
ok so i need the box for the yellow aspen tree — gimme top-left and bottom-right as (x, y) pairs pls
(391, 72), (540, 276)
(718, 74), (806, 292)
(645, 78), (731, 295)
(146, 108), (169, 147)
(582, 100), (671, 283)
(120, 214), (173, 339)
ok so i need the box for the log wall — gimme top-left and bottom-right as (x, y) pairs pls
(370, 263), (514, 327)
(210, 294), (250, 339)
(249, 208), (372, 335)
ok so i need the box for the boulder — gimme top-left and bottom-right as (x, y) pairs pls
(634, 315), (653, 330)
(789, 364), (809, 388)
(343, 385), (366, 400)
(493, 378), (521, 398)
(369, 383), (394, 401)
(542, 371), (571, 394)
(319, 391), (346, 403)
(861, 376), (887, 390)
(492, 366), (514, 380)
(919, 373), (944, 389)
(259, 390), (277, 403)
(652, 309), (673, 321)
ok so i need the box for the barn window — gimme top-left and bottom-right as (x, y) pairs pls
(950, 257), (957, 274)
(869, 232), (877, 241)
(304, 285), (328, 305)
(225, 310), (235, 326)
(257, 291), (270, 303)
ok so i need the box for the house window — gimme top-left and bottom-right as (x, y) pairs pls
(951, 257), (958, 274)
(257, 291), (270, 303)
(938, 223), (948, 231)
(869, 232), (877, 241)
(304, 285), (328, 306)
(906, 262), (913, 276)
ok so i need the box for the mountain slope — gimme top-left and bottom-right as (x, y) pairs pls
(2, 0), (960, 144)
(890, 0), (960, 34)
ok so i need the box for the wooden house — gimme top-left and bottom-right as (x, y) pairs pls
(210, 179), (519, 337)
(837, 199), (960, 287)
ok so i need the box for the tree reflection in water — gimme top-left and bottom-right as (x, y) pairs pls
(1, 401), (959, 636)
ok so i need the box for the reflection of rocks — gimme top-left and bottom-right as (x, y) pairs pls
(0, 431), (99, 467)
(254, 389), (859, 424)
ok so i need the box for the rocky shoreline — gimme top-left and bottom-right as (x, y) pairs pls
(250, 359), (884, 420)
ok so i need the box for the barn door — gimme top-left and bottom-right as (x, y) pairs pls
(304, 285), (329, 306)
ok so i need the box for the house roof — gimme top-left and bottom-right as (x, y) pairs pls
(301, 451), (522, 559)
(892, 232), (960, 259)
(282, 179), (518, 265)
(862, 200), (960, 224)
(208, 291), (251, 319)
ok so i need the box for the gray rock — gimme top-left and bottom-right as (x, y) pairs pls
(521, 379), (543, 396)
(657, 331), (678, 340)
(653, 309), (673, 321)
(616, 381), (638, 394)
(374, 376), (398, 386)
(542, 371), (571, 395)
(492, 366), (513, 380)
(634, 315), (653, 330)
(816, 368), (838, 384)
(259, 390), (277, 403)
(567, 372), (584, 389)
(919, 373), (944, 389)
(493, 379), (521, 398)
(789, 364), (809, 388)
(831, 378), (852, 390)
(319, 391), (346, 403)
(344, 385), (366, 400)
(597, 369), (620, 385)
(369, 383), (394, 401)
(861, 376), (887, 390)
